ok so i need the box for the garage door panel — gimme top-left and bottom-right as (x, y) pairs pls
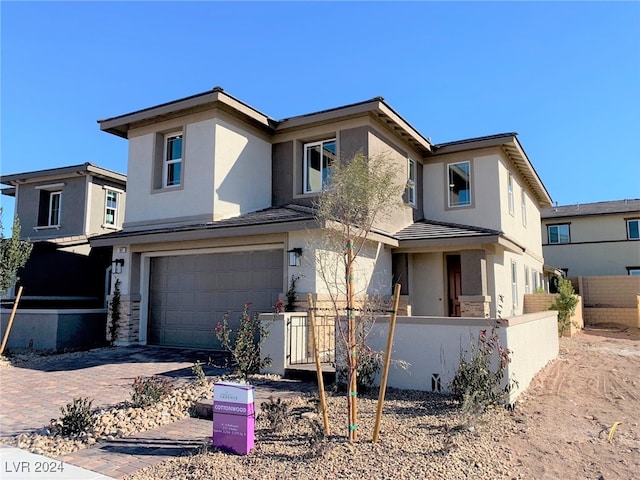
(148, 250), (283, 349)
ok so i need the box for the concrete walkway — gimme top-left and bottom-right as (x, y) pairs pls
(0, 346), (317, 479)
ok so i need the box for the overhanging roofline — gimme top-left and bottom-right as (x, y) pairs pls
(276, 98), (433, 155)
(98, 87), (276, 138)
(90, 218), (319, 247)
(0, 162), (126, 186)
(434, 133), (552, 208)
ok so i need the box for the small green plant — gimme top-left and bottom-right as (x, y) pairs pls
(285, 275), (301, 312)
(130, 376), (174, 407)
(450, 315), (517, 415)
(259, 396), (291, 432)
(215, 303), (272, 377)
(336, 343), (382, 391)
(191, 360), (207, 386)
(549, 276), (579, 335)
(55, 397), (95, 437)
(108, 278), (121, 345)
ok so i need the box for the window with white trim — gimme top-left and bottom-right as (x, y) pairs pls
(521, 190), (527, 226)
(508, 173), (515, 215)
(548, 224), (570, 244)
(164, 133), (183, 187)
(511, 261), (518, 310)
(627, 219), (639, 240)
(407, 158), (416, 206)
(104, 189), (118, 226)
(37, 190), (62, 227)
(532, 269), (539, 292)
(303, 139), (336, 193)
(447, 161), (471, 207)
(525, 266), (530, 294)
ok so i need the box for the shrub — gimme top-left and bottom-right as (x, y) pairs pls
(549, 276), (579, 335)
(259, 396), (291, 432)
(191, 360), (207, 386)
(215, 303), (271, 377)
(450, 324), (517, 415)
(130, 376), (174, 407)
(336, 343), (381, 391)
(55, 397), (95, 437)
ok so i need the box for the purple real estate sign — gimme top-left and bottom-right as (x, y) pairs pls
(212, 382), (255, 455)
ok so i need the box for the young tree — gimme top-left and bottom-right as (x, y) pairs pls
(0, 209), (33, 296)
(313, 151), (406, 441)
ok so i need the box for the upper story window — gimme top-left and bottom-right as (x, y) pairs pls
(447, 161), (471, 207)
(548, 224), (570, 244)
(35, 183), (64, 228)
(508, 173), (515, 215)
(521, 190), (527, 226)
(304, 139), (336, 193)
(164, 133), (183, 188)
(627, 267), (640, 276)
(627, 219), (639, 240)
(104, 189), (118, 226)
(407, 158), (416, 206)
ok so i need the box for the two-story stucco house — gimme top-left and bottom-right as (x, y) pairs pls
(541, 199), (640, 277)
(91, 87), (552, 349)
(1, 163), (127, 306)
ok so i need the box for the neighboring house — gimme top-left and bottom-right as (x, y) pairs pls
(541, 199), (640, 277)
(0, 163), (127, 307)
(91, 87), (552, 349)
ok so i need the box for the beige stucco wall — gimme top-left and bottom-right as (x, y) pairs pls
(124, 111), (271, 229)
(293, 229), (393, 299)
(541, 213), (640, 276)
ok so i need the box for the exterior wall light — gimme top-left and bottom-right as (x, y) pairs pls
(287, 248), (302, 267)
(112, 258), (125, 274)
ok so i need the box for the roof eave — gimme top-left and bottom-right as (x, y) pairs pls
(98, 88), (275, 138)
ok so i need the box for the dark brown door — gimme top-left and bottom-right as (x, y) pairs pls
(447, 255), (462, 317)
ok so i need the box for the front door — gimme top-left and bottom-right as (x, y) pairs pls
(447, 255), (462, 317)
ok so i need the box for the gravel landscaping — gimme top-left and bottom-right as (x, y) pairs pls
(127, 389), (520, 480)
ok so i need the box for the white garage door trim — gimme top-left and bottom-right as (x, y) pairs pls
(138, 244), (284, 345)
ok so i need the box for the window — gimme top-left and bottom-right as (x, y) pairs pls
(525, 266), (530, 294)
(627, 267), (640, 276)
(548, 224), (570, 244)
(37, 190), (62, 227)
(304, 139), (336, 193)
(164, 133), (183, 187)
(407, 158), (416, 206)
(532, 269), (538, 292)
(448, 161), (471, 207)
(104, 189), (118, 226)
(511, 261), (518, 309)
(627, 219), (639, 240)
(508, 173), (514, 215)
(521, 190), (527, 226)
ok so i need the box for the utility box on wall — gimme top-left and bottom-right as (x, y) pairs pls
(212, 382), (255, 455)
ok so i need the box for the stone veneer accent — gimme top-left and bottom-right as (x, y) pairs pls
(458, 295), (491, 318)
(106, 294), (141, 345)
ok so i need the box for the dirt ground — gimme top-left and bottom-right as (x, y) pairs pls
(505, 324), (640, 480)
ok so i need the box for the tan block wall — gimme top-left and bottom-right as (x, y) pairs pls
(583, 307), (640, 328)
(523, 293), (584, 336)
(580, 276), (640, 308)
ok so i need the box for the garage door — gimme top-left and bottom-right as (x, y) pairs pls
(148, 249), (283, 349)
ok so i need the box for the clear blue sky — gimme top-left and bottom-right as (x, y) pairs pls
(1, 1), (639, 235)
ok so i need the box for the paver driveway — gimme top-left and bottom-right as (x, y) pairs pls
(0, 346), (224, 439)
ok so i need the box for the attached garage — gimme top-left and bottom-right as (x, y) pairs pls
(148, 249), (283, 349)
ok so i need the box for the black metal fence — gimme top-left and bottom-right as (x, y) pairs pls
(287, 314), (336, 366)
